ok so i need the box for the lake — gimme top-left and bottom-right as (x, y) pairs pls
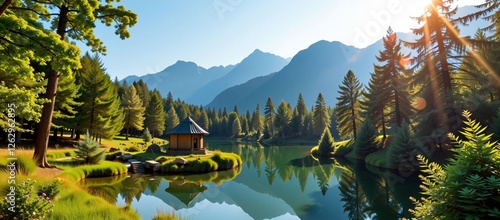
(81, 141), (422, 220)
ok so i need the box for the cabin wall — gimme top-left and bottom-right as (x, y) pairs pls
(170, 135), (178, 149)
(177, 134), (191, 150)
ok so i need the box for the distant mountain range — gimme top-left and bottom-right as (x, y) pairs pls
(121, 5), (488, 112)
(122, 61), (235, 101)
(185, 49), (289, 105)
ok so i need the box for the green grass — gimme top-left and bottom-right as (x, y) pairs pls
(310, 139), (354, 157)
(47, 150), (76, 159)
(364, 148), (390, 168)
(50, 184), (139, 220)
(100, 135), (168, 150)
(161, 151), (242, 173)
(152, 210), (181, 220)
(61, 161), (128, 181)
(0, 152), (37, 175)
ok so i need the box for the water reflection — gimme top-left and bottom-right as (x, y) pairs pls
(81, 142), (420, 220)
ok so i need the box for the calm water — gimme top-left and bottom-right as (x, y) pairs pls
(81, 141), (422, 220)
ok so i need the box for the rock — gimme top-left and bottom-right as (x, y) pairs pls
(172, 157), (188, 165)
(145, 160), (159, 169)
(121, 154), (133, 161)
(157, 157), (168, 163)
(146, 144), (161, 153)
(109, 147), (121, 152)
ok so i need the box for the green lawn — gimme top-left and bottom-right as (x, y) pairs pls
(100, 135), (168, 150)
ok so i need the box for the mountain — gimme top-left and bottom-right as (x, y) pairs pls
(206, 5), (488, 112)
(185, 49), (289, 105)
(206, 39), (384, 112)
(121, 61), (235, 100)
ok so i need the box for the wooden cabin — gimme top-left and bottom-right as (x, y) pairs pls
(166, 117), (209, 154)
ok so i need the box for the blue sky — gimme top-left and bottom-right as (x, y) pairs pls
(85, 0), (484, 80)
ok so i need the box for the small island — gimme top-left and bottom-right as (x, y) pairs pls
(111, 117), (242, 174)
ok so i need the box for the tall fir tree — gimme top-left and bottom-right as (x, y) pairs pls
(336, 70), (363, 139)
(74, 53), (124, 140)
(165, 106), (180, 133)
(145, 90), (166, 138)
(265, 97), (276, 137)
(121, 84), (145, 140)
(252, 103), (264, 132)
(404, 0), (465, 140)
(274, 100), (292, 139)
(313, 93), (330, 137)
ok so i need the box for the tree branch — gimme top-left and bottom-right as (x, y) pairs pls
(0, 0), (13, 17)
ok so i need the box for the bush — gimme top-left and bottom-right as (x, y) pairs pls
(0, 179), (54, 219)
(105, 151), (123, 161)
(386, 120), (417, 169)
(411, 110), (500, 219)
(37, 179), (62, 200)
(74, 131), (105, 164)
(126, 146), (142, 152)
(352, 119), (378, 159)
(143, 128), (152, 144)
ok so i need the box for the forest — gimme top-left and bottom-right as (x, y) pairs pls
(1, 0), (500, 219)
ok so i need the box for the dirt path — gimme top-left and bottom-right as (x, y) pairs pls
(32, 167), (64, 179)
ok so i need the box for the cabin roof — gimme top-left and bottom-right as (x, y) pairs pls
(166, 117), (209, 135)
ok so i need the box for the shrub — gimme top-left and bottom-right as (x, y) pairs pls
(386, 120), (417, 169)
(126, 146), (141, 152)
(352, 119), (378, 159)
(0, 179), (54, 219)
(47, 151), (76, 159)
(105, 151), (123, 161)
(74, 131), (105, 164)
(143, 128), (152, 144)
(411, 110), (500, 219)
(37, 179), (62, 200)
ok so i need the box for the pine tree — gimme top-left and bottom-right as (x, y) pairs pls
(265, 97), (276, 137)
(142, 127), (152, 144)
(252, 104), (264, 132)
(136, 80), (150, 108)
(165, 106), (180, 132)
(274, 100), (292, 139)
(386, 120), (416, 169)
(74, 53), (124, 140)
(122, 85), (145, 140)
(336, 70), (363, 139)
(317, 127), (335, 155)
(32, 0), (137, 168)
(404, 0), (465, 138)
(313, 93), (330, 137)
(199, 108), (209, 131)
(362, 28), (412, 137)
(51, 73), (82, 136)
(74, 131), (105, 165)
(352, 119), (378, 160)
(145, 91), (166, 138)
(232, 117), (241, 137)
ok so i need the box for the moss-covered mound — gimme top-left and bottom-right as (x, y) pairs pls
(160, 151), (242, 173)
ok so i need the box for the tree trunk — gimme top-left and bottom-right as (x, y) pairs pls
(33, 69), (60, 168)
(70, 128), (75, 139)
(75, 129), (80, 140)
(33, 5), (69, 168)
(0, 0), (13, 17)
(351, 107), (357, 140)
(53, 128), (58, 143)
